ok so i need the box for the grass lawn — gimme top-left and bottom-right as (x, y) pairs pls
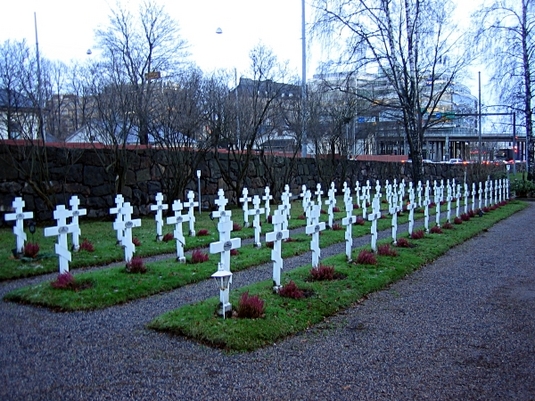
(147, 200), (526, 352)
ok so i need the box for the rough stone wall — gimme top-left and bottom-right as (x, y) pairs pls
(0, 143), (505, 222)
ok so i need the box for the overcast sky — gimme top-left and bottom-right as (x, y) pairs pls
(0, 0), (483, 89)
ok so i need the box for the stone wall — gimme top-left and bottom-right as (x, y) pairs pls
(0, 143), (505, 222)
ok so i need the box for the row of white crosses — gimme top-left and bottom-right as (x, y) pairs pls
(240, 186), (274, 228)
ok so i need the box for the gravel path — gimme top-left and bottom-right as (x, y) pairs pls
(1, 204), (534, 400)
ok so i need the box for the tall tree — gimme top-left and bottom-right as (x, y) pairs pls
(96, 0), (189, 144)
(313, 0), (469, 182)
(473, 0), (534, 177)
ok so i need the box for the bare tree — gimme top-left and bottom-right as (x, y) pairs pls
(313, 0), (470, 182)
(96, 0), (189, 145)
(473, 0), (534, 177)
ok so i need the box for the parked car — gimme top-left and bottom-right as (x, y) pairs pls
(448, 158), (463, 164)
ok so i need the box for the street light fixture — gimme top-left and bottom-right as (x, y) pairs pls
(196, 170), (202, 214)
(211, 269), (232, 318)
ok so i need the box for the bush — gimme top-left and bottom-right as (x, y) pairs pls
(51, 272), (76, 289)
(411, 229), (425, 239)
(278, 281), (304, 299)
(442, 222), (454, 230)
(191, 249), (209, 263)
(230, 248), (239, 256)
(354, 216), (365, 226)
(356, 249), (377, 265)
(333, 206), (341, 213)
(353, 203), (360, 210)
(310, 265), (335, 281)
(162, 233), (174, 242)
(132, 237), (141, 246)
(237, 291), (265, 318)
(80, 239), (95, 252)
(331, 223), (343, 231)
(126, 256), (147, 274)
(197, 229), (209, 236)
(23, 242), (39, 258)
(461, 213), (470, 221)
(378, 243), (398, 257)
(430, 225), (443, 234)
(396, 237), (411, 248)
(233, 223), (242, 231)
(510, 177), (535, 196)
(454, 217), (463, 225)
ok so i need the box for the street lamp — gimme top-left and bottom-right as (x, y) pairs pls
(211, 269), (232, 318)
(196, 170), (202, 214)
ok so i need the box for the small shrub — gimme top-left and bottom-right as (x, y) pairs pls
(132, 237), (141, 246)
(267, 215), (273, 224)
(411, 229), (425, 239)
(333, 206), (341, 213)
(461, 213), (470, 221)
(23, 242), (39, 258)
(442, 222), (454, 230)
(430, 225), (443, 234)
(162, 233), (174, 242)
(354, 216), (365, 225)
(483, 206), (491, 213)
(320, 209), (327, 214)
(51, 272), (76, 289)
(190, 249), (209, 264)
(266, 241), (274, 249)
(230, 248), (239, 256)
(126, 256), (147, 274)
(236, 291), (265, 318)
(233, 223), (242, 231)
(378, 243), (398, 257)
(331, 223), (343, 231)
(278, 280), (304, 299)
(197, 229), (209, 236)
(356, 249), (377, 265)
(298, 214), (305, 220)
(310, 265), (335, 281)
(468, 209), (476, 218)
(79, 239), (95, 252)
(396, 237), (411, 248)
(454, 217), (463, 225)
(429, 202), (436, 208)
(353, 203), (360, 210)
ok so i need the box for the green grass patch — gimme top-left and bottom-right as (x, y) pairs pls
(147, 200), (526, 352)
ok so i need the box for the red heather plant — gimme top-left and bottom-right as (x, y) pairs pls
(396, 237), (411, 248)
(80, 239), (95, 252)
(483, 206), (491, 213)
(266, 241), (274, 249)
(411, 229), (425, 240)
(442, 222), (454, 230)
(23, 242), (39, 258)
(298, 214), (305, 220)
(310, 265), (335, 281)
(333, 206), (341, 213)
(237, 291), (265, 318)
(162, 233), (174, 242)
(126, 256), (147, 274)
(197, 229), (209, 236)
(51, 272), (76, 289)
(233, 223), (242, 231)
(320, 209), (327, 214)
(267, 215), (273, 224)
(356, 249), (377, 265)
(230, 248), (239, 256)
(190, 249), (209, 264)
(378, 243), (398, 257)
(132, 237), (142, 246)
(430, 225), (443, 234)
(353, 203), (360, 210)
(454, 217), (463, 225)
(278, 280), (304, 299)
(331, 223), (343, 231)
(354, 216), (365, 226)
(461, 213), (470, 221)
(468, 209), (476, 218)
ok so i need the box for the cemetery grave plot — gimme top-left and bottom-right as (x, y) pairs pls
(148, 198), (524, 351)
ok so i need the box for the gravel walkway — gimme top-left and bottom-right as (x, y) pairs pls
(1, 204), (534, 400)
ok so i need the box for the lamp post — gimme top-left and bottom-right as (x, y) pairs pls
(211, 269), (232, 318)
(196, 170), (202, 214)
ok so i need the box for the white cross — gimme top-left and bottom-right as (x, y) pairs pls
(280, 185), (292, 231)
(367, 195), (382, 252)
(113, 202), (141, 263)
(406, 185), (417, 236)
(44, 205), (76, 274)
(150, 192), (168, 241)
(185, 190), (198, 236)
(325, 183), (337, 228)
(455, 184), (462, 218)
(300, 185), (308, 214)
(423, 181), (431, 232)
(110, 194), (125, 244)
(398, 179), (406, 211)
(374, 180), (382, 199)
(266, 208), (289, 290)
(209, 219), (241, 274)
(354, 181), (361, 209)
(478, 182), (484, 210)
(262, 186), (273, 222)
(433, 181), (442, 227)
(417, 181), (423, 208)
(214, 188), (228, 212)
(68, 195), (87, 251)
(315, 183), (324, 206)
(360, 180), (371, 219)
(464, 183), (471, 214)
(304, 190), (314, 226)
(446, 179), (453, 223)
(166, 200), (191, 262)
(342, 188), (356, 261)
(240, 187), (252, 227)
(305, 205), (326, 268)
(4, 197), (33, 254)
(389, 188), (401, 244)
(247, 195), (265, 247)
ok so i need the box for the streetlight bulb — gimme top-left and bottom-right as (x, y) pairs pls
(215, 27), (223, 34)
